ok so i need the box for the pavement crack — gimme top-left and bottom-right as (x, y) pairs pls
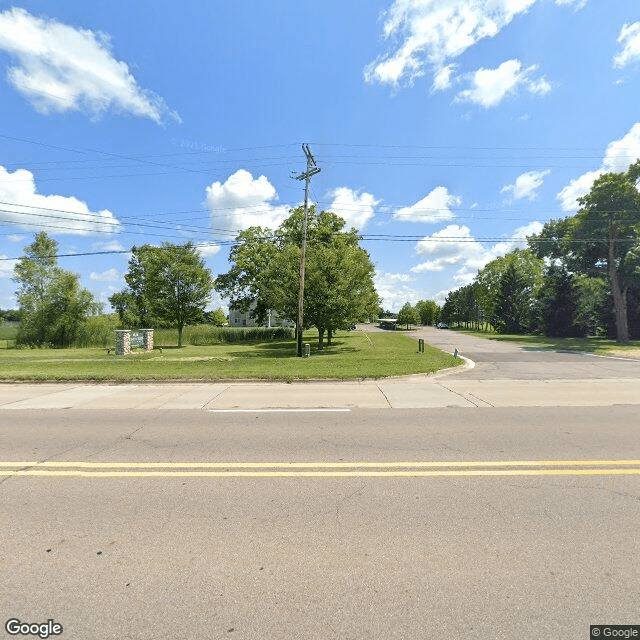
(124, 425), (145, 441)
(203, 385), (231, 409)
(437, 382), (484, 407)
(375, 384), (393, 408)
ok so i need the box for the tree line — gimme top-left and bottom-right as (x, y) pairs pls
(13, 162), (639, 347)
(11, 206), (380, 349)
(440, 162), (640, 343)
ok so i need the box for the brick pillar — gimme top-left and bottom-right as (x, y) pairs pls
(114, 330), (131, 356)
(141, 329), (154, 352)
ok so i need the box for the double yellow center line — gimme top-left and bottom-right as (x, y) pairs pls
(1, 459), (640, 478)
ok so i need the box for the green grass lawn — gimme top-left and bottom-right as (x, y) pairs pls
(450, 327), (640, 357)
(0, 329), (462, 382)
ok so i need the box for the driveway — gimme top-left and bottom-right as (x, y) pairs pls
(365, 324), (640, 381)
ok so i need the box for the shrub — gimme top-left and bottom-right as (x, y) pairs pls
(153, 325), (294, 346)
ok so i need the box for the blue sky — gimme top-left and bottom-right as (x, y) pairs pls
(0, 0), (639, 313)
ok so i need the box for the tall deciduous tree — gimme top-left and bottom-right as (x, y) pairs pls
(215, 206), (379, 350)
(397, 302), (420, 329)
(530, 161), (640, 343)
(115, 242), (214, 347)
(415, 299), (440, 326)
(13, 232), (100, 346)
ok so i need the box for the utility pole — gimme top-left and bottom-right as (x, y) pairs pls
(293, 143), (320, 357)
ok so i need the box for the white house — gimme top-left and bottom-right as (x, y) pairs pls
(228, 304), (293, 328)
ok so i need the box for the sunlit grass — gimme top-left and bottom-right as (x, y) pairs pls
(0, 329), (462, 381)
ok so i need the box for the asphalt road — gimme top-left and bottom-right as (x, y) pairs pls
(382, 325), (640, 380)
(1, 407), (640, 640)
(2, 331), (640, 639)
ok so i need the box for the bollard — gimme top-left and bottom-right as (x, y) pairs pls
(418, 338), (424, 353)
(304, 343), (311, 357)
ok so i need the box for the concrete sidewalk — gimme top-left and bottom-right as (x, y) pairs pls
(1, 375), (639, 409)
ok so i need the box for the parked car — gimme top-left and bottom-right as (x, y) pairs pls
(436, 322), (449, 329)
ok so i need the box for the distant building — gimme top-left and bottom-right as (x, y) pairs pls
(228, 304), (293, 328)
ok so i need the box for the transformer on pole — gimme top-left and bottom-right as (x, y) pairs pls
(293, 143), (320, 357)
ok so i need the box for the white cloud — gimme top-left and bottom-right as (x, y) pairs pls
(364, 0), (537, 88)
(374, 271), (420, 311)
(197, 243), (221, 258)
(7, 234), (24, 243)
(412, 224), (486, 273)
(411, 221), (543, 277)
(328, 187), (379, 230)
(456, 59), (550, 108)
(92, 240), (126, 252)
(485, 221), (543, 261)
(394, 186), (461, 223)
(383, 272), (414, 282)
(555, 0), (587, 9)
(614, 22), (640, 69)
(0, 255), (17, 279)
(204, 169), (291, 234)
(0, 165), (121, 235)
(432, 64), (457, 91)
(557, 122), (640, 210)
(501, 169), (550, 201)
(89, 268), (119, 282)
(0, 7), (179, 123)
(557, 170), (603, 211)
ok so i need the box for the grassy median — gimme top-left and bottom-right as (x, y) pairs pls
(0, 329), (462, 382)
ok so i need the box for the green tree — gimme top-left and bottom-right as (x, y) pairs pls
(216, 206), (379, 350)
(13, 232), (100, 346)
(206, 307), (227, 326)
(537, 264), (578, 337)
(415, 299), (440, 326)
(107, 290), (140, 327)
(116, 242), (214, 347)
(475, 249), (543, 333)
(572, 275), (610, 337)
(214, 227), (278, 325)
(530, 161), (640, 342)
(493, 261), (535, 333)
(397, 302), (420, 329)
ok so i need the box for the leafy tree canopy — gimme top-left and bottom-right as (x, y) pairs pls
(397, 302), (420, 328)
(529, 161), (640, 342)
(215, 206), (380, 349)
(13, 232), (100, 346)
(114, 242), (214, 346)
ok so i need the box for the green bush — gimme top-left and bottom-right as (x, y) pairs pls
(153, 325), (294, 346)
(9, 320), (294, 349)
(72, 314), (119, 348)
(0, 324), (18, 340)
